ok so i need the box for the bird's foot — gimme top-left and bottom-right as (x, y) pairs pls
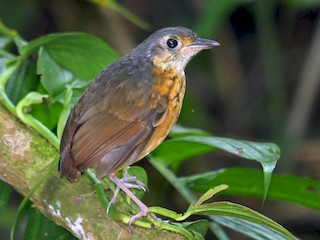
(121, 175), (148, 192)
(108, 173), (149, 224)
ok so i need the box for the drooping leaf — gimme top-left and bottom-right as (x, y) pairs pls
(179, 167), (320, 211)
(20, 32), (119, 79)
(153, 134), (280, 200)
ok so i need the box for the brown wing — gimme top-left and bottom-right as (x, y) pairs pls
(59, 65), (167, 180)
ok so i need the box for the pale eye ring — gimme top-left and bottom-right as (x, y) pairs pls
(167, 38), (178, 48)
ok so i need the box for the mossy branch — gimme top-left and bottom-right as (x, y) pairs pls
(0, 102), (186, 240)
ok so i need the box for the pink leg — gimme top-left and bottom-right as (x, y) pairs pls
(107, 186), (120, 213)
(108, 173), (149, 225)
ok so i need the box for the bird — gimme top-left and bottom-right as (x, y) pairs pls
(59, 26), (219, 224)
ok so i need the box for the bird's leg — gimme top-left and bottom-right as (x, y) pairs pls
(121, 168), (148, 192)
(107, 170), (147, 211)
(108, 172), (149, 224)
(106, 186), (120, 213)
(106, 173), (147, 213)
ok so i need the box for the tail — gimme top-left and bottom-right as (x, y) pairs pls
(59, 145), (81, 181)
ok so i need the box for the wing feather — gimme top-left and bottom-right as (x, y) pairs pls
(59, 63), (163, 179)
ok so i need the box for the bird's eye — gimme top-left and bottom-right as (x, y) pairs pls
(167, 38), (178, 49)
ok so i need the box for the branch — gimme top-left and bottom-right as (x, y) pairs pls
(0, 102), (186, 240)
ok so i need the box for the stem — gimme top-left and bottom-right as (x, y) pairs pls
(16, 99), (60, 150)
(148, 155), (228, 239)
(148, 155), (197, 203)
(0, 60), (22, 116)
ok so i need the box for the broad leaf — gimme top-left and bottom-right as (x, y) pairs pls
(212, 216), (295, 240)
(153, 134), (280, 200)
(5, 60), (38, 104)
(150, 188), (296, 240)
(20, 32), (119, 79)
(37, 48), (87, 98)
(185, 201), (296, 240)
(179, 167), (320, 211)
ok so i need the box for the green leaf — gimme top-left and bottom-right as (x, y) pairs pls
(0, 36), (12, 49)
(125, 166), (148, 199)
(31, 101), (63, 131)
(182, 220), (209, 239)
(170, 124), (210, 137)
(195, 185), (228, 207)
(154, 135), (280, 166)
(212, 216), (295, 240)
(20, 32), (119, 79)
(179, 167), (320, 211)
(186, 201), (295, 239)
(5, 60), (38, 104)
(153, 134), (280, 201)
(37, 48), (87, 98)
(0, 181), (12, 218)
(57, 89), (73, 140)
(151, 138), (213, 166)
(0, 19), (20, 39)
(16, 92), (60, 149)
(151, 191), (295, 240)
(24, 208), (76, 240)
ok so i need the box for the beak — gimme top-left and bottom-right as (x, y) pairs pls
(182, 38), (220, 53)
(192, 38), (220, 49)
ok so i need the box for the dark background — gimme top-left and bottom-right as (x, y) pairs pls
(0, 0), (319, 239)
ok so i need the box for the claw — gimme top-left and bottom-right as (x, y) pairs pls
(121, 175), (148, 192)
(108, 173), (149, 224)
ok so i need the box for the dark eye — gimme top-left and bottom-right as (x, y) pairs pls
(167, 38), (178, 48)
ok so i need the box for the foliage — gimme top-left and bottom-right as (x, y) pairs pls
(1, 0), (320, 238)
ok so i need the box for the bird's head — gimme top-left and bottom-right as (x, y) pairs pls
(138, 27), (220, 72)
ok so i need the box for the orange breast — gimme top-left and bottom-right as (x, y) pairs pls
(138, 67), (186, 159)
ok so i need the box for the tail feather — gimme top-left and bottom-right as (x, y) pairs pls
(59, 145), (81, 181)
